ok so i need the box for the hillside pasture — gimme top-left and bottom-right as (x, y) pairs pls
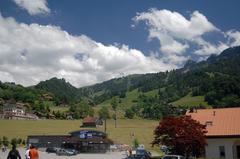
(172, 93), (211, 108)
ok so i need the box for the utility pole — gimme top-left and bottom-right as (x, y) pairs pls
(104, 119), (107, 133)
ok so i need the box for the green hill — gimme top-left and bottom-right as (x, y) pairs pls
(80, 46), (240, 108)
(172, 93), (211, 108)
(35, 77), (78, 104)
(1, 46), (240, 119)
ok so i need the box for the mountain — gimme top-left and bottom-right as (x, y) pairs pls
(78, 46), (240, 108)
(29, 46), (240, 109)
(1, 46), (240, 118)
(35, 77), (78, 104)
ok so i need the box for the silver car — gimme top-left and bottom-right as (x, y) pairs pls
(56, 148), (77, 156)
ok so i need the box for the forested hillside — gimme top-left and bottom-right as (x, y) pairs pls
(1, 46), (240, 119)
(35, 77), (78, 104)
(80, 46), (240, 108)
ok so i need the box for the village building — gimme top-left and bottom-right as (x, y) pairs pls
(81, 117), (103, 127)
(187, 108), (240, 159)
(0, 100), (38, 120)
(27, 130), (113, 153)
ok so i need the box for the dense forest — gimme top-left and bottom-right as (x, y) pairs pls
(1, 46), (240, 119)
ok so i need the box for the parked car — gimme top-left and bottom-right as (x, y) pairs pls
(66, 149), (78, 155)
(56, 148), (78, 156)
(125, 149), (151, 159)
(135, 149), (152, 159)
(46, 147), (58, 153)
(162, 155), (185, 159)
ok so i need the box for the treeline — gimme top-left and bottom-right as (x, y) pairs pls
(0, 82), (44, 104)
(0, 136), (26, 147)
(124, 92), (186, 120)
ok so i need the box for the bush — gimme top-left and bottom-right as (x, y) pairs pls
(125, 108), (135, 119)
(22, 140), (26, 145)
(11, 138), (18, 145)
(133, 138), (139, 149)
(17, 138), (22, 145)
(2, 136), (9, 146)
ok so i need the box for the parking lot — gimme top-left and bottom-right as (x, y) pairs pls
(0, 147), (127, 159)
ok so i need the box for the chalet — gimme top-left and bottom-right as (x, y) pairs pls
(27, 130), (113, 153)
(81, 117), (103, 127)
(187, 108), (240, 159)
(1, 100), (38, 120)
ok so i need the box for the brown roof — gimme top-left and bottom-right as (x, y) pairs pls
(83, 117), (97, 123)
(186, 108), (240, 137)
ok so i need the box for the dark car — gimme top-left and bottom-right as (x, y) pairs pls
(56, 148), (78, 156)
(126, 149), (152, 159)
(135, 149), (151, 159)
(46, 147), (58, 153)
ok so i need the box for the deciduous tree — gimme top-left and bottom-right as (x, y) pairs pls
(152, 116), (207, 158)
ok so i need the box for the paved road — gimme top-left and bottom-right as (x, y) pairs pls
(0, 148), (127, 159)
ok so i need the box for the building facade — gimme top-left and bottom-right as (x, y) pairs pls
(27, 130), (113, 153)
(187, 108), (240, 159)
(1, 101), (38, 120)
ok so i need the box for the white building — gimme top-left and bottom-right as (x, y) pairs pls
(2, 101), (38, 120)
(187, 108), (240, 159)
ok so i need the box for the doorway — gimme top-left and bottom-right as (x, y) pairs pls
(237, 145), (240, 158)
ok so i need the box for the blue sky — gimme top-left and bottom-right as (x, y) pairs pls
(0, 0), (239, 87)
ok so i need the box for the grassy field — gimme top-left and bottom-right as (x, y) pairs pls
(172, 93), (211, 108)
(0, 119), (159, 151)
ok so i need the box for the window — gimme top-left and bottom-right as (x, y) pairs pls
(205, 121), (213, 126)
(219, 146), (225, 158)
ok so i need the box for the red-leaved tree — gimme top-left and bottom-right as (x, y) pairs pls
(152, 115), (207, 158)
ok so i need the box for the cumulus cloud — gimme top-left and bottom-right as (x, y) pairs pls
(0, 13), (174, 87)
(13, 0), (50, 15)
(193, 37), (229, 56)
(133, 9), (228, 62)
(227, 30), (240, 47)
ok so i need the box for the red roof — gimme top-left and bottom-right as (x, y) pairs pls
(186, 108), (240, 137)
(83, 117), (97, 123)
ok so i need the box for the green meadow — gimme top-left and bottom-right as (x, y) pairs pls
(0, 119), (159, 151)
(172, 93), (211, 108)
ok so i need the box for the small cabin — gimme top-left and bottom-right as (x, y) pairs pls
(82, 117), (97, 127)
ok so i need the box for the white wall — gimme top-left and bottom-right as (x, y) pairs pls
(206, 138), (238, 159)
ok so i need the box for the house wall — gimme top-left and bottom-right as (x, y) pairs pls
(206, 138), (239, 159)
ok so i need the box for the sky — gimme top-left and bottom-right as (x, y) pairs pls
(0, 0), (240, 87)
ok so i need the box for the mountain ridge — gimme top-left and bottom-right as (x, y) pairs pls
(1, 46), (240, 113)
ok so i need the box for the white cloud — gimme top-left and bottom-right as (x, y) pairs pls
(226, 30), (240, 47)
(13, 0), (50, 15)
(133, 9), (223, 62)
(0, 13), (175, 87)
(194, 37), (229, 56)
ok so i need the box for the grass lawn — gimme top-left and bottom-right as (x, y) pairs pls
(0, 119), (159, 151)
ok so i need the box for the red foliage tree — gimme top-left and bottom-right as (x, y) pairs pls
(152, 115), (207, 158)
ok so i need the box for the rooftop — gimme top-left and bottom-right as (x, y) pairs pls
(186, 107), (240, 137)
(83, 117), (97, 123)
